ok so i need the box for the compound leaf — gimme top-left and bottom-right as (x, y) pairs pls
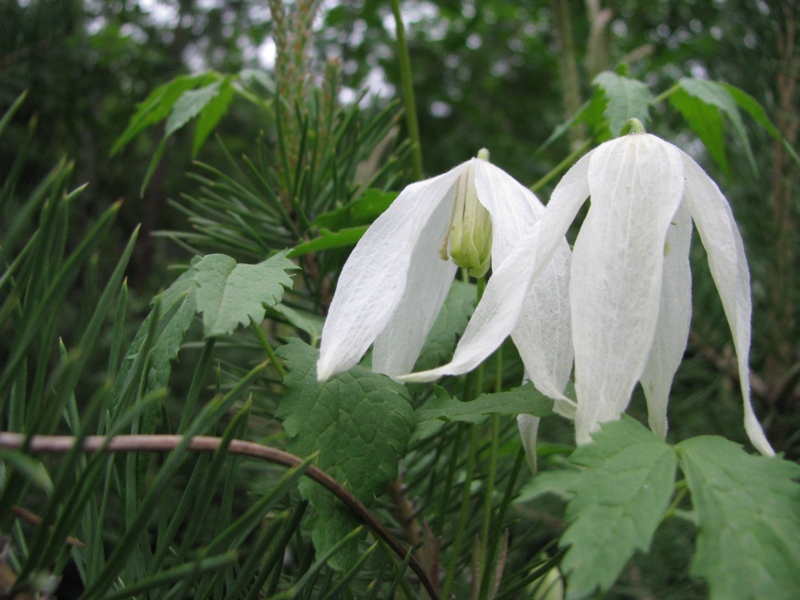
(677, 436), (800, 600)
(560, 416), (677, 599)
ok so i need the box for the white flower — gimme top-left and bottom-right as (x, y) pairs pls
(316, 154), (573, 401)
(404, 132), (774, 456)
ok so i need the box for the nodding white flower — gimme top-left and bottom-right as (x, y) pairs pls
(316, 151), (573, 407)
(405, 128), (774, 456)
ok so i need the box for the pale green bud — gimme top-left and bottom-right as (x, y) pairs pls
(439, 149), (493, 277)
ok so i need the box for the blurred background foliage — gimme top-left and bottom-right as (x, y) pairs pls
(1, 0), (799, 598)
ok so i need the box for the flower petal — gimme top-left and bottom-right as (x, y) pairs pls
(402, 152), (594, 388)
(640, 202), (693, 439)
(473, 161), (574, 402)
(680, 152), (775, 456)
(473, 160), (542, 265)
(399, 221), (544, 383)
(317, 166), (463, 381)
(511, 238), (574, 401)
(373, 196), (459, 377)
(572, 134), (684, 444)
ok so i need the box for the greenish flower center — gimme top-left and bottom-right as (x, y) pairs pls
(439, 150), (493, 277)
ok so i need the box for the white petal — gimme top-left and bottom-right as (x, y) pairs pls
(511, 238), (574, 400)
(317, 166), (463, 381)
(373, 196), (459, 376)
(400, 222), (544, 382)
(473, 160), (541, 265)
(640, 202), (693, 439)
(517, 413), (541, 473)
(680, 152), (775, 456)
(401, 152), (594, 387)
(572, 135), (685, 444)
(474, 162), (574, 401)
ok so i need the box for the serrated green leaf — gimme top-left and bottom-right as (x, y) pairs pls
(194, 252), (295, 338)
(113, 266), (198, 396)
(111, 72), (217, 155)
(148, 285), (197, 392)
(677, 436), (800, 600)
(166, 80), (223, 137)
(593, 71), (653, 136)
(416, 384), (553, 435)
(276, 339), (415, 569)
(678, 78), (757, 173)
(670, 87), (729, 175)
(413, 280), (477, 372)
(192, 77), (235, 155)
(560, 417), (677, 599)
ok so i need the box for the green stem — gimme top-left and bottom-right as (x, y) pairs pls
(662, 484), (689, 522)
(390, 0), (424, 180)
(250, 317), (286, 381)
(531, 139), (592, 193)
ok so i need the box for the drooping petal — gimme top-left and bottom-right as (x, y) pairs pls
(474, 161), (575, 403)
(511, 238), (574, 402)
(517, 413), (541, 473)
(317, 166), (463, 381)
(640, 202), (693, 439)
(572, 134), (684, 444)
(399, 221), (544, 383)
(473, 160), (541, 265)
(373, 195), (459, 377)
(680, 152), (775, 456)
(402, 152), (594, 385)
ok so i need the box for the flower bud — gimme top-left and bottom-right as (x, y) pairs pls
(439, 149), (493, 277)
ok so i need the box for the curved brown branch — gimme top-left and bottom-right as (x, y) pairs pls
(0, 433), (439, 600)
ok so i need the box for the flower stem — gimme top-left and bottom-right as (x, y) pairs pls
(661, 486), (689, 522)
(620, 117), (646, 135)
(390, 0), (424, 180)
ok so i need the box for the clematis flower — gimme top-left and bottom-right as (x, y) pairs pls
(316, 151), (573, 408)
(404, 126), (774, 456)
